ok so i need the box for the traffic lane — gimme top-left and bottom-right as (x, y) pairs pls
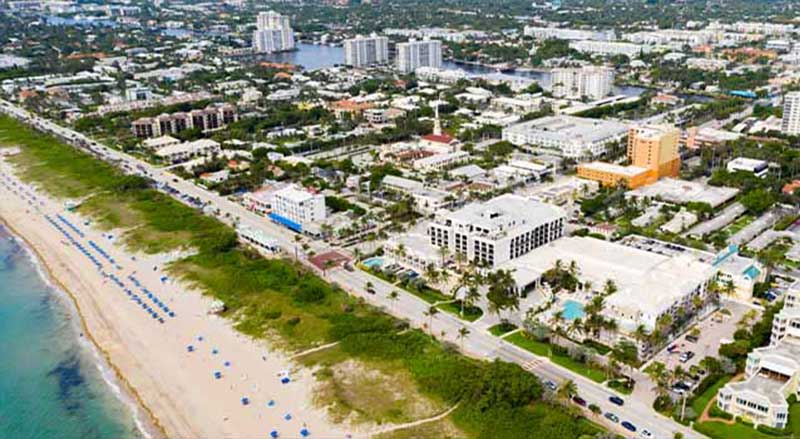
(332, 269), (700, 438)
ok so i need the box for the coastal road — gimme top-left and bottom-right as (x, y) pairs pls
(330, 267), (702, 439)
(0, 99), (705, 439)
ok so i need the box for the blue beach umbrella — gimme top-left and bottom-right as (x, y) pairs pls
(270, 430), (279, 438)
(300, 428), (310, 437)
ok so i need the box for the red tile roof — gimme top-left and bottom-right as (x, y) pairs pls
(421, 133), (455, 144)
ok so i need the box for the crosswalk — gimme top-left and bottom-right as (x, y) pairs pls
(521, 358), (545, 372)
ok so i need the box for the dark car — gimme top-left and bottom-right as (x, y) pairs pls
(366, 287), (376, 295)
(609, 396), (625, 406)
(604, 412), (619, 423)
(572, 396), (587, 407)
(686, 334), (699, 343)
(621, 421), (637, 432)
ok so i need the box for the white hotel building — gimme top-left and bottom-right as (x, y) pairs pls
(344, 34), (390, 67)
(502, 115), (629, 160)
(428, 194), (566, 268)
(396, 39), (442, 74)
(717, 287), (800, 429)
(268, 185), (326, 233)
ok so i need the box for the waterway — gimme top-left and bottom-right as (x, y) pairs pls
(266, 43), (647, 97)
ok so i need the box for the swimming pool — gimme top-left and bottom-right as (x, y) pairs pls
(362, 257), (384, 269)
(743, 265), (761, 281)
(562, 300), (586, 321)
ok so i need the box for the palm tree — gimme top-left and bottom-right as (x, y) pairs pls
(425, 305), (439, 335)
(462, 284), (481, 317)
(458, 326), (470, 350)
(568, 260), (578, 276)
(603, 279), (618, 296)
(556, 379), (577, 402)
(387, 290), (399, 311)
(353, 247), (363, 263)
(424, 263), (440, 285)
(567, 317), (583, 339)
(438, 245), (450, 265)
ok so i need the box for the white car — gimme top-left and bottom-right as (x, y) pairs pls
(640, 429), (653, 438)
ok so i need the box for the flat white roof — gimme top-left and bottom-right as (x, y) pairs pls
(443, 194), (565, 235)
(580, 161), (649, 177)
(501, 236), (714, 324)
(626, 178), (739, 208)
(505, 115), (628, 144)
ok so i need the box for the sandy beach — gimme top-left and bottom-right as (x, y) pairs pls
(0, 159), (355, 439)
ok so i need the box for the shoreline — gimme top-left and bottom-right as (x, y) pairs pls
(0, 215), (165, 439)
(0, 162), (352, 439)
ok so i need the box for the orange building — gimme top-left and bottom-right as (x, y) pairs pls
(627, 124), (681, 180)
(577, 162), (654, 189)
(578, 124), (681, 189)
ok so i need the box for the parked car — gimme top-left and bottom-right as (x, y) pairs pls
(686, 334), (699, 343)
(572, 396), (587, 407)
(621, 421), (637, 432)
(641, 428), (653, 438)
(609, 395), (625, 406)
(679, 351), (695, 363)
(543, 380), (557, 392)
(667, 344), (679, 353)
(366, 287), (376, 295)
(604, 412), (619, 423)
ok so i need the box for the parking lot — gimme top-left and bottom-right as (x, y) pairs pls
(650, 300), (757, 372)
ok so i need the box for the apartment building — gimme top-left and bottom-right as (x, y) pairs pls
(727, 157), (769, 178)
(569, 40), (651, 57)
(412, 151), (470, 172)
(782, 91), (800, 136)
(717, 287), (800, 429)
(268, 185), (327, 233)
(344, 34), (390, 67)
(396, 39), (442, 74)
(131, 104), (238, 138)
(523, 26), (615, 41)
(381, 175), (452, 215)
(577, 162), (653, 189)
(550, 66), (614, 100)
(154, 139), (221, 163)
(502, 115), (628, 160)
(428, 194), (565, 268)
(253, 11), (295, 53)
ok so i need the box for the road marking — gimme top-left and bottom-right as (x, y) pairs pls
(521, 358), (544, 371)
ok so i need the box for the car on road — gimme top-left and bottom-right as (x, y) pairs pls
(621, 421), (637, 432)
(640, 428), (653, 438)
(609, 396), (625, 406)
(571, 396), (587, 407)
(667, 344), (679, 353)
(366, 287), (376, 295)
(604, 412), (619, 423)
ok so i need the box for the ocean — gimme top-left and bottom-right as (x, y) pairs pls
(0, 225), (144, 439)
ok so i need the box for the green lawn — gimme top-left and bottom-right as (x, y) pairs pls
(691, 375), (732, 416)
(505, 332), (606, 383)
(694, 420), (786, 439)
(606, 379), (633, 395)
(437, 301), (483, 322)
(488, 322), (518, 337)
(724, 214), (755, 235)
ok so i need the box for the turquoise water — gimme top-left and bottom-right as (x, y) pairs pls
(562, 300), (586, 321)
(362, 256), (384, 269)
(0, 226), (143, 439)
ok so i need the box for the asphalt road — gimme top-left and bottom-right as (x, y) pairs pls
(0, 99), (705, 439)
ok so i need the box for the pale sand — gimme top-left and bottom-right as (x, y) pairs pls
(0, 162), (359, 439)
